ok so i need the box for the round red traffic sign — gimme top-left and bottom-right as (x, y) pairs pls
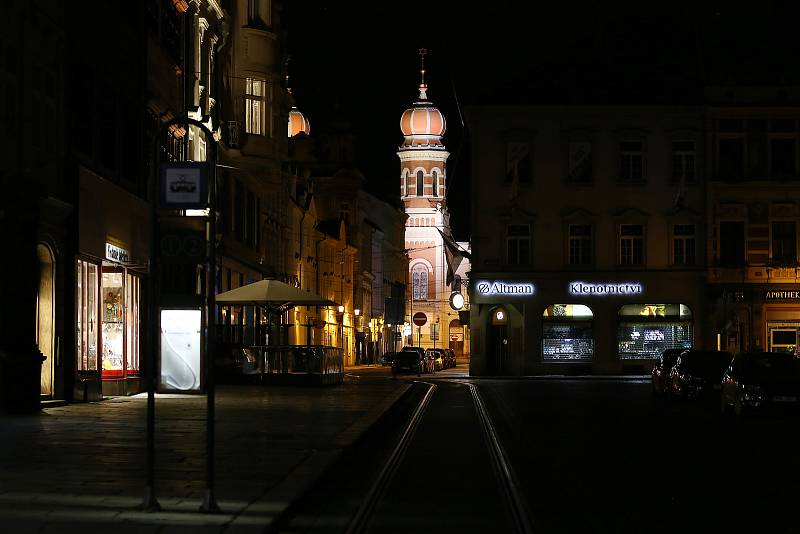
(412, 312), (428, 327)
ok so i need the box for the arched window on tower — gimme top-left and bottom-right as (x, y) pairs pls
(416, 170), (424, 196)
(404, 171), (410, 196)
(412, 264), (428, 300)
(432, 170), (438, 196)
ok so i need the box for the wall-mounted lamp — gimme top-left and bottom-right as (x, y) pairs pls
(338, 305), (345, 313)
(354, 308), (360, 316)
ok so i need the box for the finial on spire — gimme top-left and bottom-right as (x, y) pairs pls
(418, 48), (428, 100)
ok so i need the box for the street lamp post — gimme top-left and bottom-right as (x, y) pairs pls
(143, 116), (219, 513)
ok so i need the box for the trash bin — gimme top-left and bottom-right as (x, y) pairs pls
(0, 349), (45, 414)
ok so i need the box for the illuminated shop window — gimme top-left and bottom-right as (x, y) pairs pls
(617, 303), (692, 359)
(76, 259), (99, 371)
(672, 224), (696, 266)
(542, 304), (593, 361)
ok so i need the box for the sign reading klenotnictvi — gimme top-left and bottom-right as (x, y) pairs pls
(569, 281), (643, 295)
(475, 280), (535, 296)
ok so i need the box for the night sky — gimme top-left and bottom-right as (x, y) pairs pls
(282, 2), (793, 241)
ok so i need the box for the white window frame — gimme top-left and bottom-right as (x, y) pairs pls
(245, 77), (265, 136)
(568, 224), (593, 266)
(671, 224), (696, 266)
(671, 140), (696, 183)
(619, 140), (644, 183)
(506, 224), (531, 265)
(619, 224), (645, 265)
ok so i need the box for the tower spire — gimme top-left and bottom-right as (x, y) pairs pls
(418, 48), (428, 100)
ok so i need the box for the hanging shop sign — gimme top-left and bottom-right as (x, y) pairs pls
(568, 281), (643, 296)
(105, 242), (130, 263)
(474, 280), (536, 297)
(765, 290), (800, 300)
(159, 162), (208, 209)
(449, 291), (465, 310)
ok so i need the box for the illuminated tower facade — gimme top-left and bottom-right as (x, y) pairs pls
(398, 49), (451, 349)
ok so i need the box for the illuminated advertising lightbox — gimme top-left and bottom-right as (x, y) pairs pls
(160, 309), (202, 392)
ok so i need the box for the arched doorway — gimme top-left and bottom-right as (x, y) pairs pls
(487, 307), (508, 375)
(448, 318), (464, 360)
(36, 243), (56, 397)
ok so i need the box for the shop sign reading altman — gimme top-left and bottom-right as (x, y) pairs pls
(569, 281), (643, 296)
(475, 280), (535, 296)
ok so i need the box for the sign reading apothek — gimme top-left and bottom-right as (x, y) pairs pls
(765, 290), (800, 300)
(569, 281), (643, 296)
(474, 280), (536, 297)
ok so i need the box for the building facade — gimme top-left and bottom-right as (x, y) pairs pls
(705, 87), (800, 357)
(467, 105), (708, 375)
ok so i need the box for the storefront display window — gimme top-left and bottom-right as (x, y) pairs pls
(126, 273), (140, 374)
(618, 303), (692, 359)
(77, 259), (99, 371)
(542, 304), (594, 360)
(77, 258), (142, 378)
(102, 269), (125, 376)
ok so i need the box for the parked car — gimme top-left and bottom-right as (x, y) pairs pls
(651, 348), (685, 395)
(669, 349), (733, 400)
(426, 348), (445, 371)
(443, 348), (457, 368)
(720, 351), (800, 416)
(393, 347), (426, 376)
(380, 351), (400, 367)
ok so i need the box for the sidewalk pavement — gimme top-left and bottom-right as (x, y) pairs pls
(0, 378), (410, 533)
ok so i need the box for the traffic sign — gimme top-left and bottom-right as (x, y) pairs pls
(412, 312), (427, 327)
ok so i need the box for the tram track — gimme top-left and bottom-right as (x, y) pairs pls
(344, 380), (533, 534)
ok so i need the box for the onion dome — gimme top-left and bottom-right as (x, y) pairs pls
(399, 49), (446, 148)
(288, 106), (311, 137)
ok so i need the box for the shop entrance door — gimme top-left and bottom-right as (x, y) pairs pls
(101, 267), (125, 378)
(487, 324), (508, 374)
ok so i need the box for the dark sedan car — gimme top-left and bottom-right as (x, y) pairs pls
(720, 351), (800, 416)
(651, 348), (686, 396)
(392, 349), (425, 376)
(669, 349), (733, 400)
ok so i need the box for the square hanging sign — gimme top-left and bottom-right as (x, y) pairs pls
(159, 162), (208, 209)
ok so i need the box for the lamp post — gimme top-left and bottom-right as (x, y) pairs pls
(144, 115), (219, 513)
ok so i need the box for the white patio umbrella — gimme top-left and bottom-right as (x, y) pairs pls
(215, 278), (335, 308)
(215, 279), (335, 347)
